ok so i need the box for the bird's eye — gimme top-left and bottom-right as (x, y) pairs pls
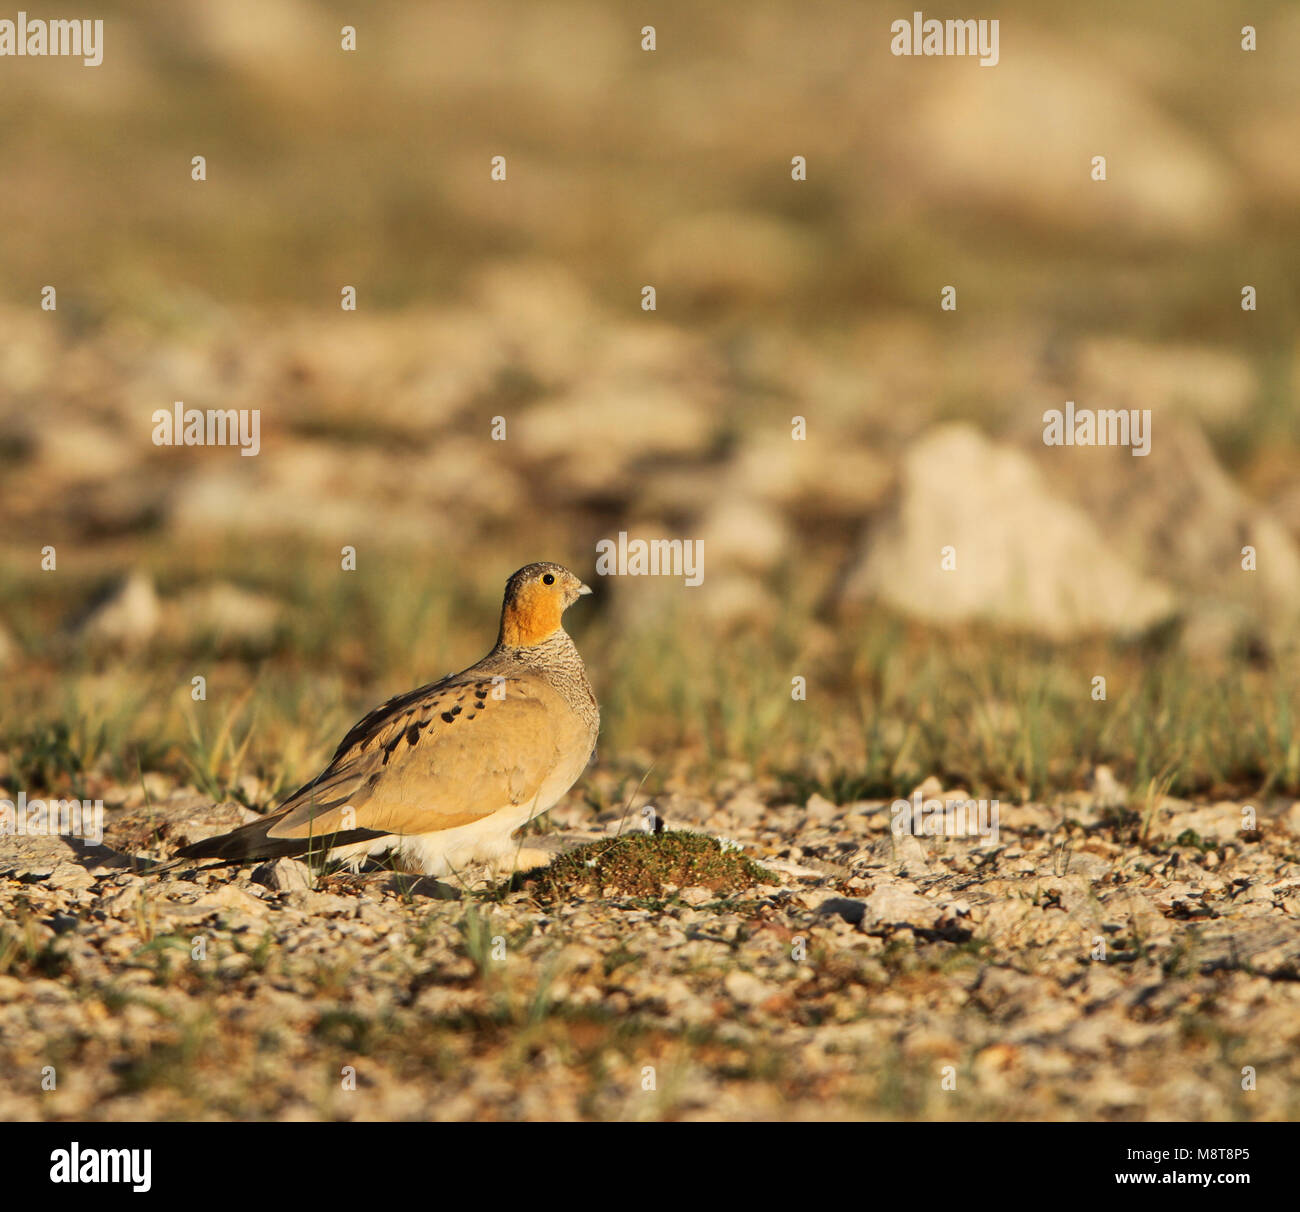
(542, 573), (555, 585)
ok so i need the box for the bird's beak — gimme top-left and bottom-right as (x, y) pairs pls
(577, 582), (593, 596)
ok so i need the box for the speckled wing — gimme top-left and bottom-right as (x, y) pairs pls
(265, 673), (567, 840)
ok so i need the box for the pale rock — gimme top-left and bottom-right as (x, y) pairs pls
(1154, 801), (1249, 844)
(170, 454), (440, 546)
(803, 793), (839, 824)
(729, 431), (892, 518)
(191, 882), (269, 916)
(251, 858), (315, 893)
(1090, 766), (1127, 811)
(1075, 338), (1255, 429)
(1099, 889), (1171, 942)
(42, 864), (97, 895)
(723, 969), (778, 1008)
(73, 571), (162, 647)
(515, 385), (712, 497)
(862, 880), (937, 929)
(284, 889), (356, 917)
(842, 424), (1174, 639)
(697, 497), (789, 574)
(909, 775), (944, 801)
(890, 833), (931, 878)
(35, 420), (137, 483)
(699, 572), (779, 629)
(171, 581), (284, 646)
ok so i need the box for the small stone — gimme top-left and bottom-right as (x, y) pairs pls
(72, 571), (161, 648)
(804, 793), (839, 824)
(1091, 765), (1127, 810)
(863, 882), (938, 929)
(724, 970), (777, 1008)
(251, 858), (315, 892)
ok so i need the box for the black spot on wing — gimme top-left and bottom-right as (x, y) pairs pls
(333, 681), (445, 760)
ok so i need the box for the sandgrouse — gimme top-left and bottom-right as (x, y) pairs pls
(176, 563), (598, 876)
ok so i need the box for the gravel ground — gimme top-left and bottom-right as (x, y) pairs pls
(3, 774), (1298, 1122)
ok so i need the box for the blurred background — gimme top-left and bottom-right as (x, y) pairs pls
(1, 0), (1299, 815)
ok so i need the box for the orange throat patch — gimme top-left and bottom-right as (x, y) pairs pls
(500, 582), (564, 647)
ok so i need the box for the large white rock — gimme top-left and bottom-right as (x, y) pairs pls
(842, 423), (1174, 639)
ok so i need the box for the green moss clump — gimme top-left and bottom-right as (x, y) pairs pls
(529, 831), (776, 903)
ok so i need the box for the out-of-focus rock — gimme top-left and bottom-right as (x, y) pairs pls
(252, 857), (315, 892)
(515, 386), (714, 498)
(1150, 800), (1251, 844)
(31, 420), (137, 484)
(1074, 338), (1255, 429)
(73, 571), (162, 648)
(406, 435), (525, 520)
(1178, 603), (1257, 664)
(842, 424), (1174, 639)
(698, 572), (779, 629)
(274, 309), (502, 434)
(181, 0), (322, 90)
(149, 794), (262, 850)
(723, 968), (780, 1008)
(170, 582), (285, 647)
(728, 432), (892, 519)
(471, 261), (599, 386)
(862, 880), (939, 930)
(1089, 766), (1127, 812)
(896, 37), (1238, 239)
(169, 450), (442, 545)
(697, 497), (789, 574)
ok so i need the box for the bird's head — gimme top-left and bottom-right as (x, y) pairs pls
(498, 562), (592, 647)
